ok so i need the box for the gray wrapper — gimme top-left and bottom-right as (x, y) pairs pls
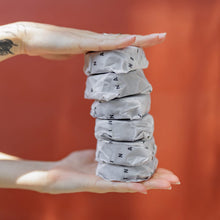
(84, 69), (152, 101)
(83, 46), (149, 75)
(83, 45), (159, 183)
(96, 156), (158, 182)
(90, 94), (151, 120)
(95, 114), (154, 141)
(95, 137), (157, 166)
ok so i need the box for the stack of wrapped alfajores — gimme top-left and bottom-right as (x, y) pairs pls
(83, 46), (158, 182)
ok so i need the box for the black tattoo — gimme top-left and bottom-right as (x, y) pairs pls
(0, 39), (18, 55)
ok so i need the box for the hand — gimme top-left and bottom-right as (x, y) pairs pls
(45, 150), (180, 194)
(14, 21), (166, 60)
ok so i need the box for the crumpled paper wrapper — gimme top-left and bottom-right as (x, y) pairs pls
(90, 94), (151, 120)
(83, 45), (158, 182)
(96, 156), (158, 182)
(83, 46), (149, 75)
(96, 137), (157, 166)
(95, 114), (154, 141)
(84, 69), (152, 101)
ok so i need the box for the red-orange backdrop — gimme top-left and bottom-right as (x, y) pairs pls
(0, 0), (219, 220)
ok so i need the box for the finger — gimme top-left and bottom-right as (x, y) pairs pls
(154, 168), (181, 184)
(98, 32), (166, 49)
(133, 33), (167, 48)
(61, 149), (96, 165)
(156, 168), (176, 175)
(143, 178), (172, 190)
(153, 172), (180, 184)
(81, 36), (136, 52)
(156, 168), (181, 184)
(109, 181), (147, 194)
(91, 178), (146, 194)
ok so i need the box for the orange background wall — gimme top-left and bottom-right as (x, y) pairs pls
(0, 0), (219, 219)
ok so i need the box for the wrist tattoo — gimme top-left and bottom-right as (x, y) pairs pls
(0, 39), (18, 56)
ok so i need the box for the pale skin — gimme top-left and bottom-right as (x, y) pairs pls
(0, 21), (180, 194)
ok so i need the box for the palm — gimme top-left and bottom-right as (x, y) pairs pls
(47, 150), (180, 194)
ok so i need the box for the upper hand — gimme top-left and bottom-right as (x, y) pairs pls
(44, 149), (180, 194)
(14, 21), (166, 60)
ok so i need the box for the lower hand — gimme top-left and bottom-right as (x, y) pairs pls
(45, 150), (180, 194)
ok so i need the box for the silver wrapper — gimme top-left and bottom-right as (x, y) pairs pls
(83, 46), (149, 75)
(90, 94), (151, 120)
(84, 69), (152, 101)
(95, 137), (157, 166)
(96, 156), (158, 182)
(95, 114), (154, 141)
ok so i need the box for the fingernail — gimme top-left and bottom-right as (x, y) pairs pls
(174, 181), (181, 185)
(166, 186), (172, 190)
(158, 33), (167, 39)
(140, 191), (147, 194)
